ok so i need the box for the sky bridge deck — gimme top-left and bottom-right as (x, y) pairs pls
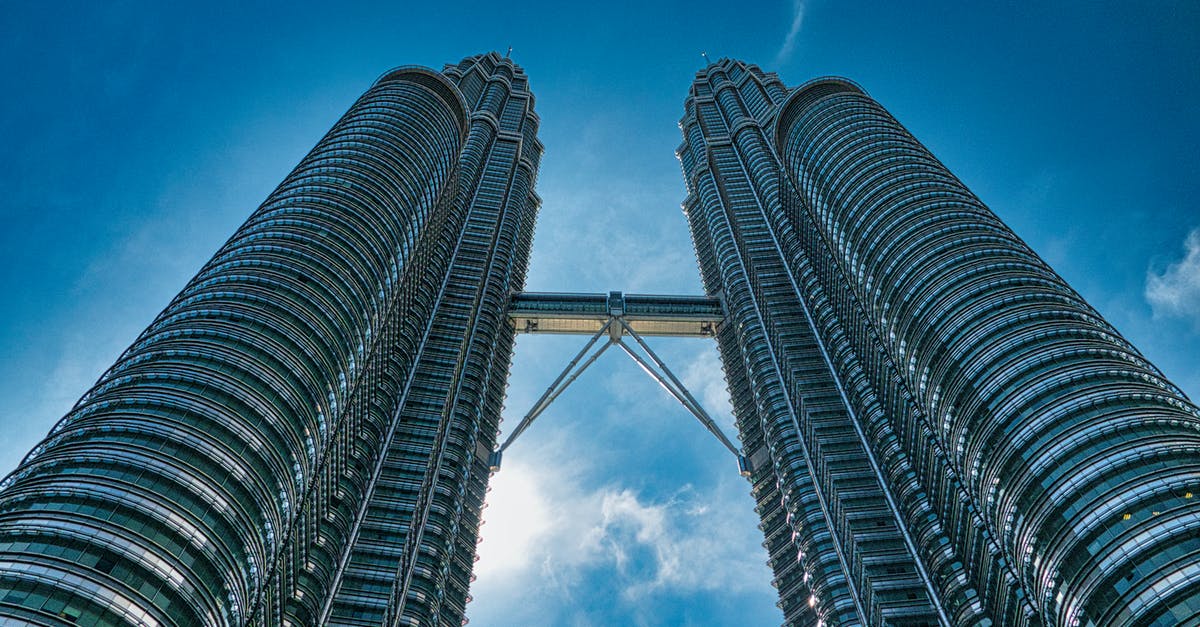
(508, 291), (723, 337)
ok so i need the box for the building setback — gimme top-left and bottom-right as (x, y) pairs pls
(678, 58), (1200, 626)
(0, 52), (1198, 627)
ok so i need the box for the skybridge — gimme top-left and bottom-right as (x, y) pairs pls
(508, 291), (723, 338)
(497, 290), (750, 476)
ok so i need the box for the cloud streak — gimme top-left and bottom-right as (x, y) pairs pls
(774, 0), (807, 66)
(1146, 227), (1200, 327)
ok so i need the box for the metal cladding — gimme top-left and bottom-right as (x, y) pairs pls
(0, 52), (541, 626)
(679, 58), (1200, 626)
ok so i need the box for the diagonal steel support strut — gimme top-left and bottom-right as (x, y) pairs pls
(497, 320), (614, 456)
(612, 339), (738, 460)
(493, 313), (751, 476)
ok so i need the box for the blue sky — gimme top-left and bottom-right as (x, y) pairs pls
(1, 2), (1197, 625)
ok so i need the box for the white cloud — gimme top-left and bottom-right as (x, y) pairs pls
(472, 439), (605, 587)
(774, 0), (807, 67)
(1146, 228), (1200, 326)
(598, 485), (768, 601)
(682, 345), (735, 431)
(469, 437), (772, 625)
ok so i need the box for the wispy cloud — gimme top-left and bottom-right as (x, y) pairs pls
(470, 438), (773, 625)
(528, 179), (699, 294)
(774, 0), (807, 66)
(682, 345), (735, 431)
(1146, 227), (1200, 327)
(472, 438), (603, 588)
(598, 485), (768, 601)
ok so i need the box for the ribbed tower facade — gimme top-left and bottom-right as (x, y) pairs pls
(678, 59), (1200, 626)
(0, 52), (540, 626)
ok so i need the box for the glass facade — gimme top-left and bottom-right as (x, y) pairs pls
(679, 58), (1200, 626)
(0, 52), (540, 626)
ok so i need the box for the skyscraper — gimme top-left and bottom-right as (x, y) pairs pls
(1, 51), (1197, 627)
(0, 52), (541, 626)
(678, 59), (1200, 626)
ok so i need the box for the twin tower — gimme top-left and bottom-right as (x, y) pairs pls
(1, 52), (1198, 626)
